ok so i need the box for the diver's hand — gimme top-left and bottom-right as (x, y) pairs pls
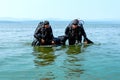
(41, 39), (45, 44)
(84, 40), (88, 45)
(51, 41), (55, 45)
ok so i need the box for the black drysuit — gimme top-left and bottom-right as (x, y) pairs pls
(65, 23), (87, 45)
(32, 22), (54, 46)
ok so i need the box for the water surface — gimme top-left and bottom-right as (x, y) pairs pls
(0, 21), (120, 80)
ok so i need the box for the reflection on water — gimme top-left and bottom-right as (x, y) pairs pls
(63, 45), (85, 80)
(66, 44), (91, 54)
(32, 45), (91, 80)
(33, 46), (56, 80)
(1, 21), (120, 80)
(33, 46), (56, 66)
(66, 45), (83, 54)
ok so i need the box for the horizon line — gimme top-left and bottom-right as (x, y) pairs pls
(0, 17), (120, 22)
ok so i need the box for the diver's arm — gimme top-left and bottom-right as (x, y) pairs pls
(34, 27), (42, 40)
(49, 27), (54, 40)
(34, 22), (44, 40)
(65, 26), (69, 37)
(80, 24), (87, 40)
(80, 24), (93, 44)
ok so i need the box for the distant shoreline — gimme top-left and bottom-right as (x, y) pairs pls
(0, 20), (120, 24)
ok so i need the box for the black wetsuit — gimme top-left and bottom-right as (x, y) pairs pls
(65, 23), (87, 45)
(32, 22), (54, 46)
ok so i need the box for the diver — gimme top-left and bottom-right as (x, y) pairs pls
(64, 19), (93, 45)
(32, 20), (64, 46)
(32, 21), (55, 46)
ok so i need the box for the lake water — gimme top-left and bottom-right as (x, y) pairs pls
(0, 21), (120, 80)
